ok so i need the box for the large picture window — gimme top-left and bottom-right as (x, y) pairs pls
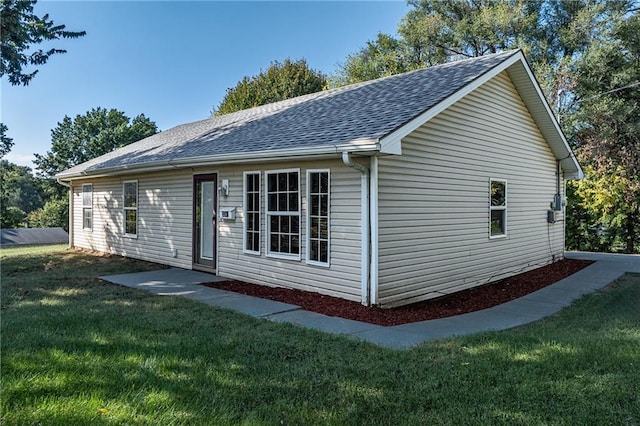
(266, 169), (300, 259)
(243, 172), (261, 254)
(82, 183), (92, 230)
(123, 180), (138, 237)
(490, 179), (507, 238)
(307, 170), (330, 266)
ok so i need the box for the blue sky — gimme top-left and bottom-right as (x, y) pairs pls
(1, 1), (410, 169)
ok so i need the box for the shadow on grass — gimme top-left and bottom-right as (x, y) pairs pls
(2, 249), (639, 425)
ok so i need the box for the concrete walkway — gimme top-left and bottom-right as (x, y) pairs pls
(101, 252), (640, 350)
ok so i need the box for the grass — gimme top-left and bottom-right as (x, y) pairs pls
(1, 245), (639, 425)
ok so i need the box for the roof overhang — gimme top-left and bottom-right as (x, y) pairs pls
(55, 141), (380, 181)
(378, 51), (583, 180)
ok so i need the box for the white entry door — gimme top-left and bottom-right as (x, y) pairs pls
(193, 174), (217, 270)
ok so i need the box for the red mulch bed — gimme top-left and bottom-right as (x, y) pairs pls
(202, 259), (593, 326)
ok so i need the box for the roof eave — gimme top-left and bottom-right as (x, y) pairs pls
(55, 141), (380, 181)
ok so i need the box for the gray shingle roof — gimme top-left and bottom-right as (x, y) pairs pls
(1, 227), (69, 246)
(58, 50), (520, 178)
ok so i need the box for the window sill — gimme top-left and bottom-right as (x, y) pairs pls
(306, 260), (330, 268)
(266, 252), (301, 261)
(489, 234), (507, 240)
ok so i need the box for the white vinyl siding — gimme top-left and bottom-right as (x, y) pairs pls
(376, 71), (565, 307)
(217, 159), (362, 302)
(71, 169), (194, 269)
(82, 183), (92, 230)
(243, 171), (261, 255)
(71, 159), (363, 303)
(306, 169), (330, 266)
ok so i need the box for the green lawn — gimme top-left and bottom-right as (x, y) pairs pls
(1, 245), (639, 425)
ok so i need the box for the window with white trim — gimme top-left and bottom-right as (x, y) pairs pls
(490, 179), (507, 238)
(243, 172), (261, 254)
(266, 170), (300, 258)
(123, 180), (138, 237)
(82, 183), (92, 230)
(307, 170), (330, 265)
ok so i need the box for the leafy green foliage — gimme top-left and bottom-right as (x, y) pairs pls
(0, 123), (14, 158)
(566, 13), (640, 253)
(565, 181), (603, 252)
(333, 33), (418, 86)
(33, 107), (157, 199)
(0, 160), (45, 228)
(1, 206), (26, 228)
(213, 58), (327, 116)
(0, 0), (86, 86)
(27, 196), (68, 230)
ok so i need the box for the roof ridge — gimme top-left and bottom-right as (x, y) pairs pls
(211, 49), (521, 121)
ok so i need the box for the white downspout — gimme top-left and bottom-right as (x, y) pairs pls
(56, 178), (73, 249)
(369, 155), (379, 305)
(342, 152), (370, 306)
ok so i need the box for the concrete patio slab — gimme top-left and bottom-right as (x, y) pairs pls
(205, 294), (300, 318)
(100, 252), (640, 350)
(350, 327), (433, 350)
(266, 309), (380, 335)
(101, 268), (224, 292)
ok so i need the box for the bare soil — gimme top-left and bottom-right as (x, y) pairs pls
(202, 259), (593, 326)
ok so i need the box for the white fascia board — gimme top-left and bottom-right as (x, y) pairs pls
(379, 52), (525, 155)
(56, 142), (381, 181)
(507, 59), (584, 180)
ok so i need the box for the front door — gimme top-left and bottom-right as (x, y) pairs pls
(193, 174), (217, 271)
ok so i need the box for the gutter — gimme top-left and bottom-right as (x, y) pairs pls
(56, 142), (381, 180)
(56, 178), (73, 249)
(342, 152), (371, 306)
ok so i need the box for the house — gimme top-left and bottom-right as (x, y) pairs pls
(56, 50), (582, 308)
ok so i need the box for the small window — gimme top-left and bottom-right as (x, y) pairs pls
(82, 184), (92, 230)
(307, 170), (330, 266)
(490, 179), (507, 238)
(266, 169), (300, 259)
(243, 172), (261, 254)
(123, 180), (138, 237)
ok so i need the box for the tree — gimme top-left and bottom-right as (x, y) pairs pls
(334, 0), (631, 105)
(0, 159), (45, 227)
(566, 14), (640, 253)
(332, 33), (420, 87)
(0, 123), (14, 159)
(1, 0), (86, 86)
(213, 58), (327, 116)
(34, 108), (157, 194)
(27, 196), (67, 230)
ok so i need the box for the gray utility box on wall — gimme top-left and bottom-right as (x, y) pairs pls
(547, 210), (556, 224)
(553, 193), (563, 211)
